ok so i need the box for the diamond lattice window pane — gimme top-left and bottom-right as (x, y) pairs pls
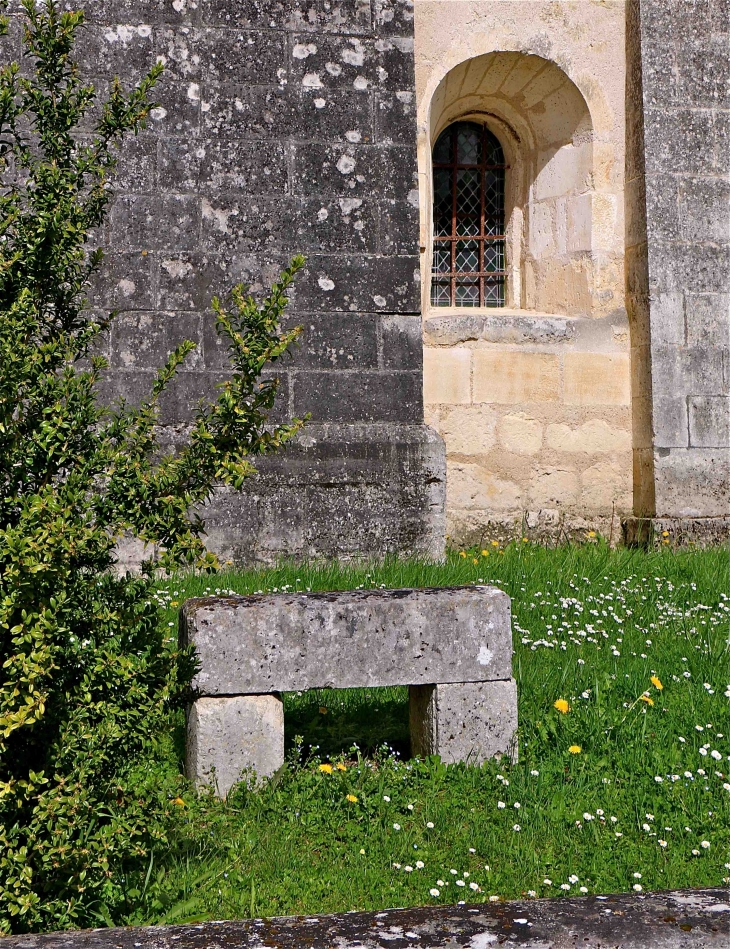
(455, 279), (480, 306)
(455, 169), (480, 236)
(483, 129), (505, 166)
(455, 240), (479, 273)
(432, 245), (451, 274)
(456, 124), (481, 164)
(483, 279), (505, 306)
(431, 278), (451, 307)
(433, 128), (452, 164)
(434, 168), (453, 236)
(483, 242), (505, 272)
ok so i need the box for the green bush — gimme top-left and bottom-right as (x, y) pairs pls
(0, 0), (304, 932)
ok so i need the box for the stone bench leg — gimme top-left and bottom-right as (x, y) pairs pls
(186, 695), (284, 797)
(410, 679), (518, 764)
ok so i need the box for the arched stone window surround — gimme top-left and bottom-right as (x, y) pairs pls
(420, 52), (601, 318)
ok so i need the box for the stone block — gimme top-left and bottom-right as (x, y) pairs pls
(110, 312), (203, 371)
(654, 447), (730, 518)
(374, 90), (417, 145)
(380, 314), (423, 370)
(109, 194), (201, 252)
(202, 0), (373, 33)
(436, 405), (497, 455)
(423, 347), (471, 404)
(580, 461), (633, 512)
(545, 419), (631, 454)
(649, 242), (730, 294)
(158, 139), (289, 196)
(679, 176), (730, 244)
(563, 353), (630, 405)
(181, 586), (513, 694)
(279, 312), (379, 371)
(528, 466), (580, 507)
(685, 293), (730, 348)
(644, 107), (716, 177)
(473, 351), (559, 404)
(688, 396), (730, 447)
(292, 254), (421, 313)
(186, 695), (285, 796)
(649, 291), (685, 346)
(498, 413), (544, 454)
(409, 679), (518, 764)
(291, 369), (422, 422)
(290, 143), (417, 200)
(676, 34), (730, 108)
(653, 396), (689, 448)
(448, 462), (523, 512)
(88, 251), (156, 311)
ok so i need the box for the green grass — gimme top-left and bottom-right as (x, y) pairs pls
(127, 543), (729, 925)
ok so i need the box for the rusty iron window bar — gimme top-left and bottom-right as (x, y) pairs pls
(431, 121), (506, 308)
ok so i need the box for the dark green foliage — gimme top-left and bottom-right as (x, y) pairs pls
(0, 0), (304, 932)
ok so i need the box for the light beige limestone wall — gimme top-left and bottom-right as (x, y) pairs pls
(415, 0), (633, 543)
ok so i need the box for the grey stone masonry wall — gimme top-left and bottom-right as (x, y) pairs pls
(3, 0), (445, 562)
(637, 0), (730, 520)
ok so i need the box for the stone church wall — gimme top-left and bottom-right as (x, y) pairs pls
(7, 0), (446, 564)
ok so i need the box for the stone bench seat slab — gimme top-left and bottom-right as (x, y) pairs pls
(181, 586), (512, 696)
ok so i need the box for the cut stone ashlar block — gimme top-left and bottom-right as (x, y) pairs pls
(181, 586), (513, 694)
(181, 586), (517, 795)
(187, 695), (284, 797)
(410, 680), (518, 764)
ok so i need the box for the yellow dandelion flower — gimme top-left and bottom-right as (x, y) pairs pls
(472, 557), (479, 564)
(319, 706), (328, 715)
(459, 551), (467, 558)
(587, 531), (596, 538)
(172, 797), (186, 807)
(522, 537), (529, 543)
(336, 762), (347, 771)
(568, 745), (582, 754)
(640, 693), (654, 706)
(650, 676), (663, 691)
(170, 601), (179, 607)
(554, 699), (570, 714)
(319, 764), (333, 774)
(481, 549), (489, 556)
(491, 540), (499, 547)
(661, 530), (670, 537)
(359, 848), (366, 854)
(346, 794), (358, 803)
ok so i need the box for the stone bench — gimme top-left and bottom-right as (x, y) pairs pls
(180, 585), (517, 796)
(5, 889), (728, 947)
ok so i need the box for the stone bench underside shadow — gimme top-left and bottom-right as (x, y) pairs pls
(180, 586), (518, 796)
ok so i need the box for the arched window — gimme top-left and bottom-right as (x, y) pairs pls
(431, 121), (506, 308)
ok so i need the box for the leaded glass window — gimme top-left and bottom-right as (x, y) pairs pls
(431, 121), (506, 307)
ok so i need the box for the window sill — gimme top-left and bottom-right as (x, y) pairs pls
(423, 308), (579, 345)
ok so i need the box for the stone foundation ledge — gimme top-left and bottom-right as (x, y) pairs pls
(447, 510), (624, 549)
(4, 888), (728, 948)
(623, 516), (730, 548)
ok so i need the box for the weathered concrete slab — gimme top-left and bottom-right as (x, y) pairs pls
(181, 586), (512, 695)
(186, 695), (284, 795)
(5, 889), (728, 947)
(410, 680), (518, 764)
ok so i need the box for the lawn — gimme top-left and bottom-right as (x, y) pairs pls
(124, 542), (729, 925)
